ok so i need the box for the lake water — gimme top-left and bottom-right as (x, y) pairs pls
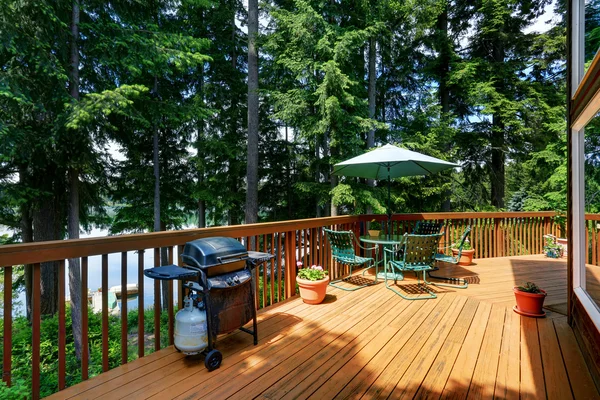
(4, 228), (180, 316)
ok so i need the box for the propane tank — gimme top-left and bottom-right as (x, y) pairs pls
(174, 296), (208, 355)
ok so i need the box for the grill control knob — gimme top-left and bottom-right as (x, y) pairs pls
(226, 277), (234, 286)
(233, 276), (240, 284)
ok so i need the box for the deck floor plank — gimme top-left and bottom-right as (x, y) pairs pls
(360, 295), (457, 399)
(440, 301), (492, 399)
(493, 307), (521, 400)
(277, 299), (434, 400)
(520, 317), (546, 400)
(42, 255), (600, 400)
(553, 317), (599, 400)
(413, 297), (480, 400)
(465, 304), (506, 400)
(537, 317), (574, 400)
(147, 281), (389, 400)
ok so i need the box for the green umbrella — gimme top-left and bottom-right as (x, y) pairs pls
(332, 143), (459, 229)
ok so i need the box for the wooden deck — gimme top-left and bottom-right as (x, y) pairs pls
(47, 255), (599, 400)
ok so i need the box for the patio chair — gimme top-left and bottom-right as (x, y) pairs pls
(384, 233), (443, 300)
(429, 226), (471, 289)
(413, 220), (444, 235)
(323, 228), (379, 291)
(394, 220), (444, 259)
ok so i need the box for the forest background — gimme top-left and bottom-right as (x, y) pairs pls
(1, 0), (600, 396)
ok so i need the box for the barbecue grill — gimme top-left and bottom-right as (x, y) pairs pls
(144, 236), (273, 370)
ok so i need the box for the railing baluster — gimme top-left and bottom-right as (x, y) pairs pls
(81, 257), (89, 381)
(177, 245), (184, 310)
(138, 249), (145, 359)
(596, 229), (600, 266)
(102, 254), (108, 372)
(277, 233), (283, 302)
(167, 246), (174, 346)
(121, 251), (128, 364)
(262, 234), (267, 308)
(154, 247), (160, 352)
(58, 260), (66, 390)
(3, 266), (12, 388)
(270, 233), (275, 307)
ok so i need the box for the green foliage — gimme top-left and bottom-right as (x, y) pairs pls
(297, 266), (328, 281)
(0, 379), (29, 399)
(369, 219), (381, 230)
(517, 281), (544, 294)
(0, 305), (171, 397)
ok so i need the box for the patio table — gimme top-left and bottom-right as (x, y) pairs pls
(360, 235), (405, 280)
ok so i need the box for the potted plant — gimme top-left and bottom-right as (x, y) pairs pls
(513, 281), (547, 317)
(368, 219), (381, 237)
(296, 262), (329, 304)
(543, 235), (564, 258)
(451, 238), (475, 266)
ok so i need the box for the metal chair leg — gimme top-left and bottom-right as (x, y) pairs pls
(384, 263), (436, 300)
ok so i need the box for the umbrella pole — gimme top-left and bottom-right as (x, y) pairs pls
(387, 167), (392, 234)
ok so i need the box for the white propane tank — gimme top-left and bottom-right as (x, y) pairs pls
(174, 296), (208, 355)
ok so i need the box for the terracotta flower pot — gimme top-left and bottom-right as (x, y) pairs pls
(368, 230), (381, 237)
(296, 276), (330, 304)
(513, 287), (547, 317)
(451, 248), (475, 266)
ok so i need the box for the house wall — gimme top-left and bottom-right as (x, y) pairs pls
(572, 295), (600, 390)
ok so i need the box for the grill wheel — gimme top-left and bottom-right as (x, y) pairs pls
(204, 349), (222, 371)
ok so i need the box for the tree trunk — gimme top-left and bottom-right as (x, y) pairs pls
(315, 137), (321, 217)
(20, 166), (33, 321)
(367, 37), (376, 150)
(286, 125), (292, 219)
(367, 36), (377, 209)
(490, 43), (506, 209)
(197, 63), (206, 228)
(160, 222), (169, 311)
(330, 174), (338, 217)
(245, 0), (259, 224)
(68, 0), (84, 360)
(437, 2), (452, 212)
(33, 199), (59, 316)
(490, 115), (506, 208)
(152, 77), (162, 310)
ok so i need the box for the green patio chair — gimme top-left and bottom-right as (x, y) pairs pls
(395, 220), (444, 259)
(323, 228), (379, 291)
(429, 226), (471, 289)
(384, 233), (443, 300)
(413, 220), (444, 235)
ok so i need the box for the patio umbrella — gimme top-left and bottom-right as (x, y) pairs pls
(332, 143), (459, 229)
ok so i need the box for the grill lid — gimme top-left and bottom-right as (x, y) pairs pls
(182, 237), (248, 269)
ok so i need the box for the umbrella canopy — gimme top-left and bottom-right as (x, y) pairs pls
(332, 144), (458, 179)
(332, 143), (459, 229)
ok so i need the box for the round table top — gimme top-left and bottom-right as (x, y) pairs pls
(359, 234), (405, 245)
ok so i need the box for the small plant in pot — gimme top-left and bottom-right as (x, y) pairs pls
(513, 281), (547, 317)
(368, 219), (381, 237)
(296, 262), (329, 304)
(543, 235), (564, 258)
(451, 239), (475, 266)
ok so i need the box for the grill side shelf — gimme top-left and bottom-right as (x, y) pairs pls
(143, 265), (199, 281)
(246, 251), (274, 267)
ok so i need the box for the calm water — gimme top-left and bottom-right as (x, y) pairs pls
(6, 228), (180, 316)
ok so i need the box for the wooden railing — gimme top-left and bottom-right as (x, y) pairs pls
(0, 212), (570, 398)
